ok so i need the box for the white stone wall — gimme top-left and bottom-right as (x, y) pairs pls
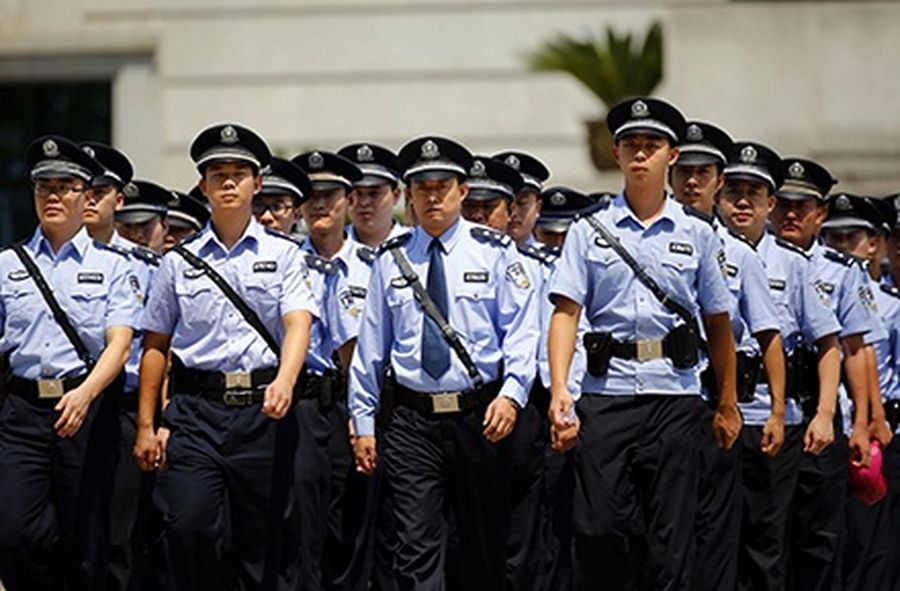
(2, 0), (900, 194)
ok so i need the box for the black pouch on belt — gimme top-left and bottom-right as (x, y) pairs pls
(584, 332), (613, 377)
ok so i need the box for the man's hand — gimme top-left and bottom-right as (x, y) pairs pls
(803, 412), (835, 456)
(156, 427), (171, 470)
(262, 378), (294, 419)
(134, 425), (162, 472)
(868, 419), (894, 449)
(54, 386), (94, 438)
(713, 403), (742, 450)
(483, 396), (518, 443)
(761, 413), (785, 457)
(848, 424), (872, 467)
(354, 435), (378, 475)
(548, 390), (579, 452)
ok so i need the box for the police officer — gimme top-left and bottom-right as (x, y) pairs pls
(548, 97), (740, 591)
(349, 136), (539, 590)
(133, 123), (318, 590)
(671, 124), (785, 591)
(0, 135), (140, 590)
(164, 189), (210, 251)
(338, 143), (406, 249)
(115, 180), (170, 253)
(459, 155), (522, 232)
(253, 156), (309, 236)
(769, 160), (878, 591)
(81, 141), (135, 245)
(493, 151), (551, 246)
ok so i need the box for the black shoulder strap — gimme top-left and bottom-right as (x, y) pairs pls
(173, 245), (281, 357)
(388, 246), (483, 388)
(582, 214), (696, 326)
(10, 244), (95, 368)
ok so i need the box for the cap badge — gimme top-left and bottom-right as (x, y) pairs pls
(835, 194), (851, 211)
(421, 140), (440, 160)
(308, 152), (325, 170)
(42, 139), (59, 158)
(504, 155), (520, 170)
(788, 162), (805, 179)
(740, 145), (758, 164)
(123, 182), (139, 199)
(82, 146), (95, 158)
(550, 192), (566, 206)
(631, 100), (649, 118)
(220, 125), (238, 145)
(470, 160), (486, 177)
(356, 144), (374, 162)
(686, 124), (702, 142)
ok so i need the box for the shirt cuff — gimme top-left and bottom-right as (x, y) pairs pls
(353, 415), (376, 438)
(499, 376), (529, 409)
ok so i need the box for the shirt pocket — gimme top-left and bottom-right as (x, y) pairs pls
(1, 284), (42, 332)
(68, 285), (109, 336)
(244, 274), (282, 326)
(585, 248), (627, 306)
(658, 254), (699, 300)
(385, 284), (418, 339)
(453, 284), (497, 346)
(174, 279), (219, 333)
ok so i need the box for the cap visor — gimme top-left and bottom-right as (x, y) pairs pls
(466, 190), (508, 203)
(725, 172), (775, 192)
(407, 170), (459, 183)
(821, 218), (875, 232)
(115, 210), (161, 224)
(537, 219), (572, 233)
(676, 152), (721, 167)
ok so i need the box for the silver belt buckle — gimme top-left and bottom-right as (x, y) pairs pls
(37, 379), (65, 399)
(223, 391), (255, 407)
(431, 392), (462, 414)
(635, 339), (664, 361)
(224, 371), (252, 390)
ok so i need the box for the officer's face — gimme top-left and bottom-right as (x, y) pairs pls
(301, 187), (349, 236)
(200, 162), (261, 213)
(534, 226), (566, 248)
(409, 177), (468, 236)
(83, 184), (123, 229)
(252, 194), (299, 234)
(118, 216), (169, 252)
(613, 135), (679, 185)
(33, 177), (87, 229)
(770, 198), (827, 249)
(508, 190), (541, 243)
(718, 180), (774, 241)
(349, 184), (399, 234)
(671, 163), (723, 216)
(163, 225), (198, 252)
(461, 196), (509, 233)
(823, 228), (874, 260)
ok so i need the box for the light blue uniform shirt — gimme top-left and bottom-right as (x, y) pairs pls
(876, 281), (900, 433)
(537, 254), (588, 396)
(349, 218), (539, 436)
(550, 194), (731, 397)
(141, 219), (318, 372)
(0, 226), (140, 380)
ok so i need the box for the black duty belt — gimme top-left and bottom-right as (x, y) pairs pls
(7, 373), (88, 406)
(610, 339), (668, 362)
(394, 380), (501, 416)
(171, 365), (276, 407)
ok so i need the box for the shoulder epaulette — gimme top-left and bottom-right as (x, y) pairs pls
(774, 236), (811, 259)
(130, 245), (161, 267)
(356, 245), (378, 264)
(471, 225), (512, 247)
(517, 242), (556, 266)
(378, 231), (414, 254)
(264, 227), (305, 248)
(305, 252), (338, 275)
(823, 247), (855, 267)
(683, 205), (714, 226)
(727, 228), (756, 250)
(880, 283), (900, 299)
(95, 241), (131, 258)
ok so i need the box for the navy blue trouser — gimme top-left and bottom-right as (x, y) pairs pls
(0, 390), (117, 591)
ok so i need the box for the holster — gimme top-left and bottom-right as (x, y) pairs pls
(664, 322), (701, 370)
(703, 351), (762, 404)
(584, 332), (613, 377)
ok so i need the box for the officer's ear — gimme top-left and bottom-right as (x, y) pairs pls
(766, 194), (776, 215)
(252, 174), (262, 196)
(457, 179), (469, 201)
(666, 146), (680, 168)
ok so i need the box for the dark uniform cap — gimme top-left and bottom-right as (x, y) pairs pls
(115, 180), (171, 224)
(868, 196), (896, 235)
(724, 141), (785, 193)
(337, 143), (401, 188)
(777, 157), (836, 202)
(537, 186), (595, 233)
(885, 193), (900, 229)
(188, 184), (209, 205)
(28, 135), (103, 183)
(491, 151), (551, 193)
(260, 157), (313, 205)
(292, 151), (362, 192)
(606, 97), (687, 144)
(168, 190), (211, 231)
(822, 192), (881, 234)
(398, 136), (474, 183)
(80, 141), (133, 188)
(677, 121), (734, 167)
(465, 156), (524, 202)
(189, 123), (271, 173)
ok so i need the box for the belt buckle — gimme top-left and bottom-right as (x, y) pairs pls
(223, 391), (255, 407)
(635, 339), (664, 362)
(431, 392), (462, 414)
(224, 371), (252, 390)
(37, 379), (65, 399)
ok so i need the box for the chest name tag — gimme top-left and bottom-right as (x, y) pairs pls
(668, 242), (694, 256)
(253, 260), (277, 273)
(724, 263), (739, 277)
(77, 272), (104, 284)
(818, 282), (835, 294)
(464, 271), (489, 283)
(183, 268), (205, 279)
(768, 278), (786, 291)
(7, 270), (29, 281)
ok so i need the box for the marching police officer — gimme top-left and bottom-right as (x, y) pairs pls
(0, 135), (140, 590)
(116, 180), (171, 253)
(459, 155), (523, 233)
(253, 156), (309, 236)
(349, 135), (539, 590)
(547, 97), (740, 590)
(494, 151), (551, 246)
(164, 189), (210, 251)
(338, 142), (406, 250)
(133, 123), (318, 590)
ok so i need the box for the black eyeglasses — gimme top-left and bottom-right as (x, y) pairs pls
(252, 201), (294, 216)
(33, 181), (86, 197)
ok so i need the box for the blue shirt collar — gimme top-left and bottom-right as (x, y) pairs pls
(197, 217), (263, 257)
(30, 225), (91, 262)
(412, 217), (465, 255)
(611, 191), (677, 231)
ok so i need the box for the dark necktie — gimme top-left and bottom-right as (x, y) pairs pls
(422, 238), (450, 379)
